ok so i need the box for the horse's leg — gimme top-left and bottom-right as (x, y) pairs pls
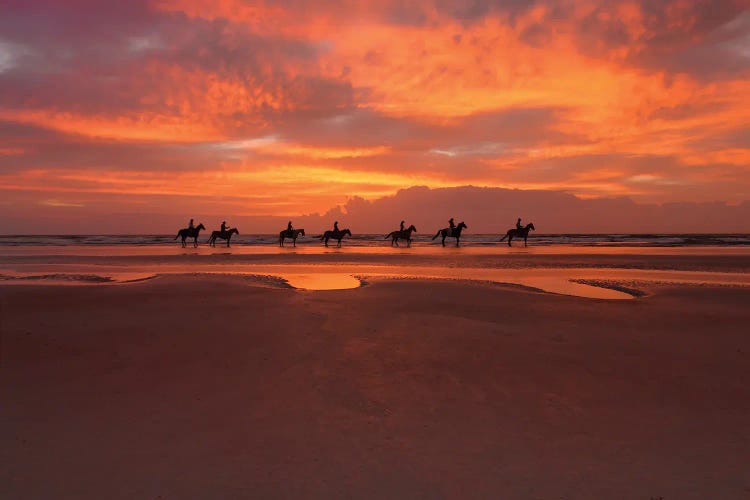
(524, 235), (528, 247)
(441, 234), (446, 247)
(456, 237), (460, 247)
(508, 235), (512, 247)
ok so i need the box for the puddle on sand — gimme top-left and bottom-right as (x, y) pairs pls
(280, 273), (361, 290)
(0, 272), (156, 285)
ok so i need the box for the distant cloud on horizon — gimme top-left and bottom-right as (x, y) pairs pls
(5, 185), (749, 234)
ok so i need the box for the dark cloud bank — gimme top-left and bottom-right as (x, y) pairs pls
(6, 186), (749, 234)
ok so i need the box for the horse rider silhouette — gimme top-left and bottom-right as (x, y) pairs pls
(189, 218), (195, 230)
(400, 220), (405, 231)
(516, 218), (523, 231)
(220, 220), (230, 237)
(333, 221), (339, 232)
(500, 222), (535, 247)
(287, 221), (293, 232)
(433, 221), (467, 246)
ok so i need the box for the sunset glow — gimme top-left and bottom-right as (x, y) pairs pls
(1, 0), (749, 232)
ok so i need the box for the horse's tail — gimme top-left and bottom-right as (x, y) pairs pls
(499, 232), (509, 242)
(432, 230), (441, 240)
(385, 231), (395, 239)
(174, 231), (180, 240)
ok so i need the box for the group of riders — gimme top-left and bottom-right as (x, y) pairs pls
(178, 216), (533, 248)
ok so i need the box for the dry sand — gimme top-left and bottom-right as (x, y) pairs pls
(1, 275), (749, 499)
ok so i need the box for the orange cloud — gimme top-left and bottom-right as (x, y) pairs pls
(1, 0), (748, 230)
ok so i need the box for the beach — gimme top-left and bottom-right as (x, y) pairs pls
(2, 246), (750, 499)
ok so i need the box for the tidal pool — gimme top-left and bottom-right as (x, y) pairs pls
(279, 273), (362, 290)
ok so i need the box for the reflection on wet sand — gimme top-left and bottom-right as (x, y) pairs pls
(280, 273), (362, 290)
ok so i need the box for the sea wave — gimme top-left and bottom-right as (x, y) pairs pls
(1, 233), (749, 247)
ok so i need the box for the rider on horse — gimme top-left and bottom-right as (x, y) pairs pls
(189, 218), (195, 230)
(287, 221), (293, 233)
(333, 221), (339, 232)
(400, 220), (405, 231)
(516, 218), (523, 231)
(220, 220), (230, 237)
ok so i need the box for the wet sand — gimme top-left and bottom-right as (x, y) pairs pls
(2, 273), (749, 499)
(3, 245), (750, 301)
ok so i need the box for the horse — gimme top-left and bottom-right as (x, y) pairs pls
(385, 225), (417, 247)
(175, 223), (205, 248)
(279, 228), (305, 247)
(432, 221), (467, 247)
(499, 223), (535, 247)
(208, 227), (239, 247)
(320, 228), (352, 247)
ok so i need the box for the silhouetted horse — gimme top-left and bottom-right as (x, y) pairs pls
(208, 227), (239, 247)
(279, 228), (305, 247)
(499, 223), (535, 247)
(321, 228), (352, 247)
(432, 221), (467, 247)
(175, 223), (205, 248)
(385, 225), (417, 247)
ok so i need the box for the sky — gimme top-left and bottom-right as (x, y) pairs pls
(1, 0), (749, 233)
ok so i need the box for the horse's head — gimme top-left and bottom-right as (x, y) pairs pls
(527, 223), (535, 231)
(344, 229), (352, 236)
(197, 223), (206, 230)
(299, 229), (305, 236)
(232, 227), (239, 235)
(458, 222), (467, 229)
(409, 225), (417, 232)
